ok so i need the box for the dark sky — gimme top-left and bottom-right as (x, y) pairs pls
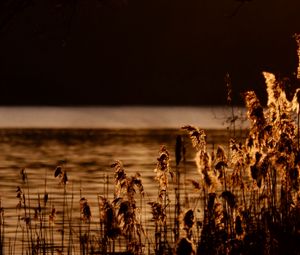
(0, 0), (300, 106)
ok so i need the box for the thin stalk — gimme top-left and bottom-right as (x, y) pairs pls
(68, 183), (74, 255)
(22, 185), (31, 254)
(61, 184), (67, 253)
(174, 165), (180, 242)
(25, 176), (34, 255)
(79, 184), (82, 254)
(13, 216), (21, 255)
(42, 169), (48, 255)
(97, 195), (103, 253)
(22, 226), (24, 255)
(49, 202), (55, 255)
(297, 111), (300, 151)
(0, 200), (4, 255)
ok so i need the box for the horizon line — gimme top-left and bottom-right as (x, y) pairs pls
(0, 106), (247, 129)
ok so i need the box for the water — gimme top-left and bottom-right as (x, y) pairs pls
(0, 107), (242, 253)
(0, 106), (247, 129)
(0, 128), (232, 253)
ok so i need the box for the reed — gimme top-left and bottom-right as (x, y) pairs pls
(1, 35), (300, 255)
(0, 199), (4, 255)
(54, 165), (69, 254)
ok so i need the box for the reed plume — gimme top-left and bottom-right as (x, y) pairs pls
(182, 125), (207, 152)
(54, 166), (68, 185)
(294, 33), (300, 80)
(80, 197), (91, 223)
(110, 160), (145, 254)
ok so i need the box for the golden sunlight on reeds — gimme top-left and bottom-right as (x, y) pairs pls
(1, 36), (300, 255)
(294, 33), (300, 80)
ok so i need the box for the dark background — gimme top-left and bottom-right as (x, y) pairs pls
(0, 0), (300, 106)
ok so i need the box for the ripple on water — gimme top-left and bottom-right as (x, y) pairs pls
(0, 128), (229, 254)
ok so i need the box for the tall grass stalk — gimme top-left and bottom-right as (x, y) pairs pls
(0, 199), (4, 255)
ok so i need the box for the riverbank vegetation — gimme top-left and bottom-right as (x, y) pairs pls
(1, 35), (300, 254)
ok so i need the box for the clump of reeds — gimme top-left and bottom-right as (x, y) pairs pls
(97, 161), (145, 254)
(1, 35), (300, 255)
(174, 135), (185, 241)
(98, 195), (121, 253)
(149, 146), (174, 255)
(182, 48), (300, 254)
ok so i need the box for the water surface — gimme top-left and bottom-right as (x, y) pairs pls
(0, 106), (245, 253)
(0, 106), (247, 129)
